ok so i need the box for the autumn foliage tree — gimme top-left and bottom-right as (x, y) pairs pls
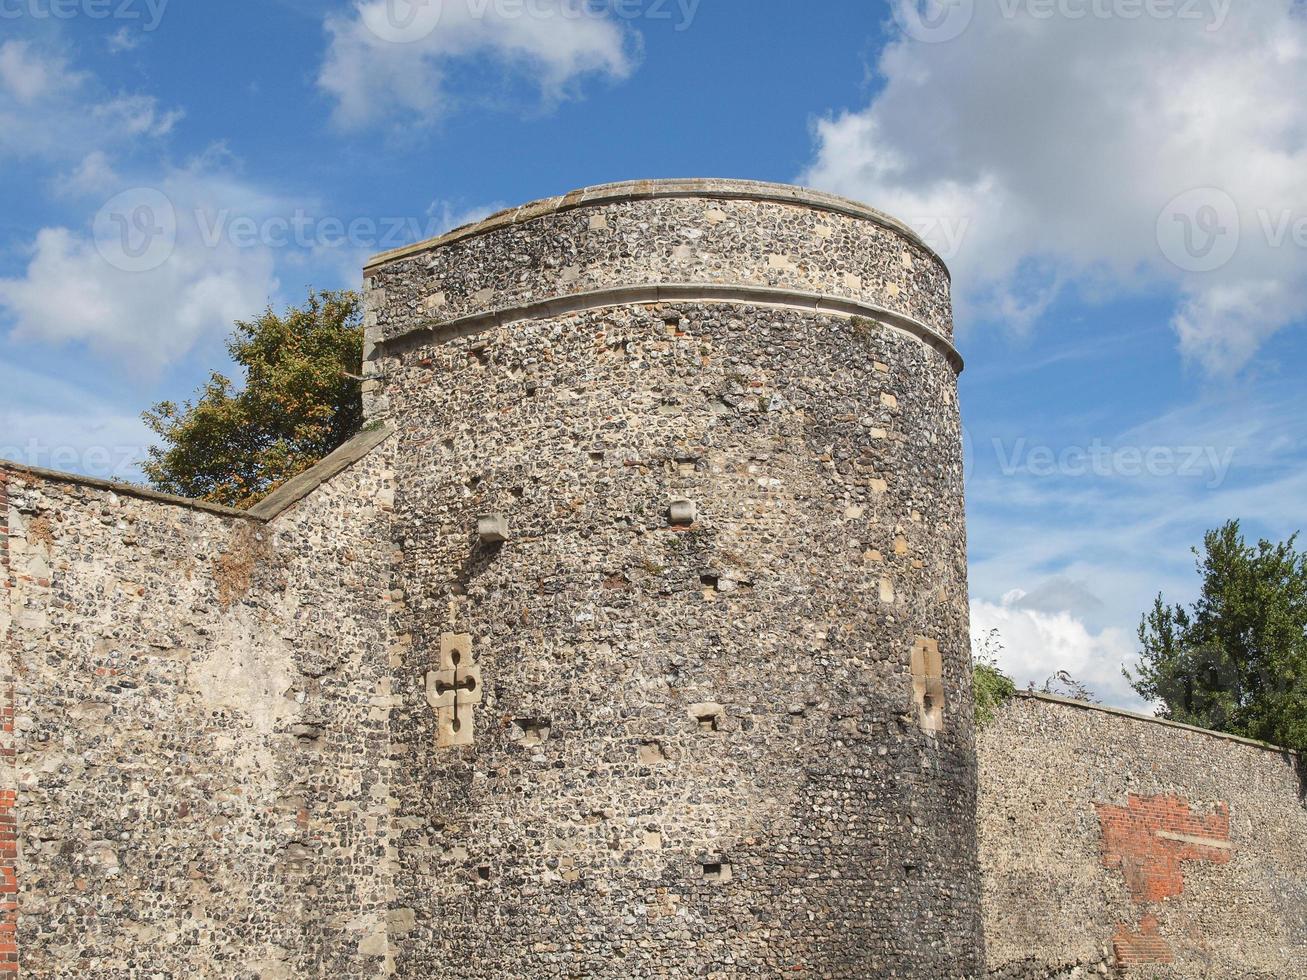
(143, 290), (364, 508)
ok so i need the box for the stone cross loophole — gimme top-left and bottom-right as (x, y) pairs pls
(426, 633), (483, 747)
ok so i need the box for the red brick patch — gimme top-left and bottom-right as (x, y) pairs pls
(1096, 793), (1231, 903)
(1096, 793), (1232, 973)
(1112, 914), (1174, 968)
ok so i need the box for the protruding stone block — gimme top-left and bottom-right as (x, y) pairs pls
(669, 499), (697, 525)
(689, 702), (724, 732)
(477, 514), (509, 543)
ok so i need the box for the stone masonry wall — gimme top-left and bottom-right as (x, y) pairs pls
(0, 471), (17, 976)
(0, 436), (396, 979)
(363, 179), (954, 345)
(978, 694), (1307, 979)
(365, 180), (984, 978)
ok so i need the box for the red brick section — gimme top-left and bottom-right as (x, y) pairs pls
(1096, 793), (1231, 903)
(1112, 915), (1174, 969)
(0, 470), (16, 975)
(1096, 793), (1232, 971)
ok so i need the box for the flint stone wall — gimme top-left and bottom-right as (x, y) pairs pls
(7, 179), (1303, 980)
(0, 437), (397, 978)
(363, 179), (954, 345)
(364, 180), (984, 978)
(978, 694), (1307, 979)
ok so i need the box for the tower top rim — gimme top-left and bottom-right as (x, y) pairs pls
(363, 178), (949, 277)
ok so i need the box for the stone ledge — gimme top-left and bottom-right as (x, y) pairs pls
(1014, 691), (1302, 758)
(363, 178), (949, 277)
(375, 282), (964, 374)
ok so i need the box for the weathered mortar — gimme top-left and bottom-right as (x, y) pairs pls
(0, 434), (398, 978)
(978, 694), (1307, 979)
(364, 179), (984, 977)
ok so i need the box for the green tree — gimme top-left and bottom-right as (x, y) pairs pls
(1127, 521), (1307, 752)
(143, 289), (364, 509)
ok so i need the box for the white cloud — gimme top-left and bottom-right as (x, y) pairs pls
(62, 151), (122, 197)
(971, 594), (1143, 709)
(0, 157), (286, 373)
(94, 94), (184, 139)
(0, 362), (155, 481)
(801, 0), (1307, 371)
(965, 379), (1307, 710)
(319, 0), (636, 128)
(0, 405), (155, 482)
(0, 39), (78, 103)
(107, 27), (143, 54)
(0, 38), (287, 373)
(0, 39), (180, 161)
(427, 198), (506, 235)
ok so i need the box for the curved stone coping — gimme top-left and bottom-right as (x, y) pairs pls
(363, 178), (949, 277)
(0, 424), (394, 525)
(1013, 692), (1302, 758)
(376, 283), (965, 374)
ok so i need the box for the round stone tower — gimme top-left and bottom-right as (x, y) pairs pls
(362, 179), (983, 977)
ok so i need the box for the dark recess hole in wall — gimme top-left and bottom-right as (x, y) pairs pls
(701, 861), (731, 883)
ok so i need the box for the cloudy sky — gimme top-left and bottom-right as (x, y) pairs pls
(2, 0), (1304, 709)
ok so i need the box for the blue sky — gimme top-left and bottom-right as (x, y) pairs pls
(2, 0), (1305, 707)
